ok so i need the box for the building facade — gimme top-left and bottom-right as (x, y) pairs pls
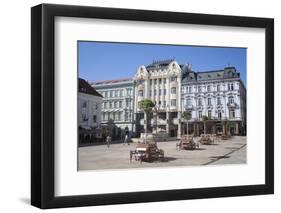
(134, 60), (189, 137)
(78, 78), (103, 142)
(181, 67), (247, 136)
(91, 78), (135, 139)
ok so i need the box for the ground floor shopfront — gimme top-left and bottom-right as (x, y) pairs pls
(181, 120), (246, 136)
(134, 111), (182, 138)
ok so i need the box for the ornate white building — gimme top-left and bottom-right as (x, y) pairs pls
(134, 59), (188, 137)
(181, 67), (247, 136)
(91, 78), (134, 139)
(78, 78), (103, 142)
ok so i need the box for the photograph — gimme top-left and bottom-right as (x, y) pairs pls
(77, 41), (247, 170)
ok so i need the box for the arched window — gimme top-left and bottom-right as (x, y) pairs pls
(228, 96), (234, 104)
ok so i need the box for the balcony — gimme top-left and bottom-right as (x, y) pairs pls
(151, 119), (167, 126)
(196, 105), (203, 110)
(184, 105), (193, 110)
(227, 102), (238, 108)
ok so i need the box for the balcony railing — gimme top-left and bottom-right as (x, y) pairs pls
(227, 102), (238, 108)
(184, 105), (193, 110)
(151, 119), (167, 126)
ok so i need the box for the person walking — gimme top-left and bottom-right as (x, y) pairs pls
(106, 135), (111, 148)
(124, 134), (130, 145)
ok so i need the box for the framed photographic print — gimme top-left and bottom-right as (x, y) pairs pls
(31, 3), (274, 209)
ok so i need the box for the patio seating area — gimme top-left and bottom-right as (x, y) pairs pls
(130, 140), (165, 163)
(176, 135), (199, 150)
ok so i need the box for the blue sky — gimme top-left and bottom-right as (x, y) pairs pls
(78, 41), (246, 86)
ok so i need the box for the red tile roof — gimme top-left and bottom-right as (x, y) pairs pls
(79, 78), (103, 97)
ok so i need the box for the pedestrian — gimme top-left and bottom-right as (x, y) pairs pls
(106, 135), (111, 148)
(124, 134), (130, 145)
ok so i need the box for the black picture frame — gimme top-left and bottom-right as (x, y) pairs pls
(31, 3), (274, 209)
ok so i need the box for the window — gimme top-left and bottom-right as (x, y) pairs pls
(110, 91), (113, 97)
(164, 89), (167, 95)
(118, 112), (121, 121)
(119, 101), (122, 108)
(93, 115), (97, 123)
(170, 77), (176, 82)
(150, 79), (152, 85)
(171, 99), (176, 106)
(138, 80), (144, 85)
(187, 99), (192, 106)
(218, 110), (222, 120)
(198, 98), (202, 106)
(154, 79), (157, 84)
(109, 102), (112, 108)
(159, 101), (161, 105)
(228, 96), (234, 104)
(138, 90), (143, 96)
(104, 91), (108, 98)
(108, 112), (111, 119)
(159, 89), (161, 95)
(126, 89), (129, 96)
(229, 110), (235, 118)
(102, 113), (105, 120)
(125, 111), (128, 121)
(114, 101), (117, 108)
(113, 112), (116, 120)
(188, 87), (192, 93)
(163, 78), (166, 84)
(159, 79), (162, 84)
(207, 98), (212, 106)
(208, 110), (212, 118)
(163, 100), (166, 107)
(82, 101), (87, 108)
(120, 90), (123, 97)
(154, 89), (157, 96)
(171, 87), (176, 94)
(198, 111), (202, 119)
(126, 99), (129, 107)
(198, 86), (202, 92)
(207, 85), (211, 92)
(104, 102), (107, 109)
(217, 97), (221, 105)
(228, 83), (234, 91)
(217, 85), (220, 91)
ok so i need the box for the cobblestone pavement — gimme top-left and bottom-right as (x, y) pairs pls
(78, 136), (246, 171)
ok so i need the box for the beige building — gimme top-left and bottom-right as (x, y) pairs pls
(134, 59), (187, 137)
(78, 78), (103, 142)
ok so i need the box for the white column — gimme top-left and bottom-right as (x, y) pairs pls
(151, 78), (154, 101)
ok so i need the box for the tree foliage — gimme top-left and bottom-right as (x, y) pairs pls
(181, 111), (191, 121)
(139, 99), (155, 113)
(202, 115), (209, 122)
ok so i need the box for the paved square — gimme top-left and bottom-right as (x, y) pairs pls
(78, 136), (246, 170)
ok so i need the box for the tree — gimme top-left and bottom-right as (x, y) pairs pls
(221, 119), (229, 135)
(181, 111), (192, 136)
(139, 99), (155, 143)
(202, 115), (209, 135)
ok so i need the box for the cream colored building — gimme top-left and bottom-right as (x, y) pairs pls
(134, 59), (188, 137)
(78, 78), (103, 142)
